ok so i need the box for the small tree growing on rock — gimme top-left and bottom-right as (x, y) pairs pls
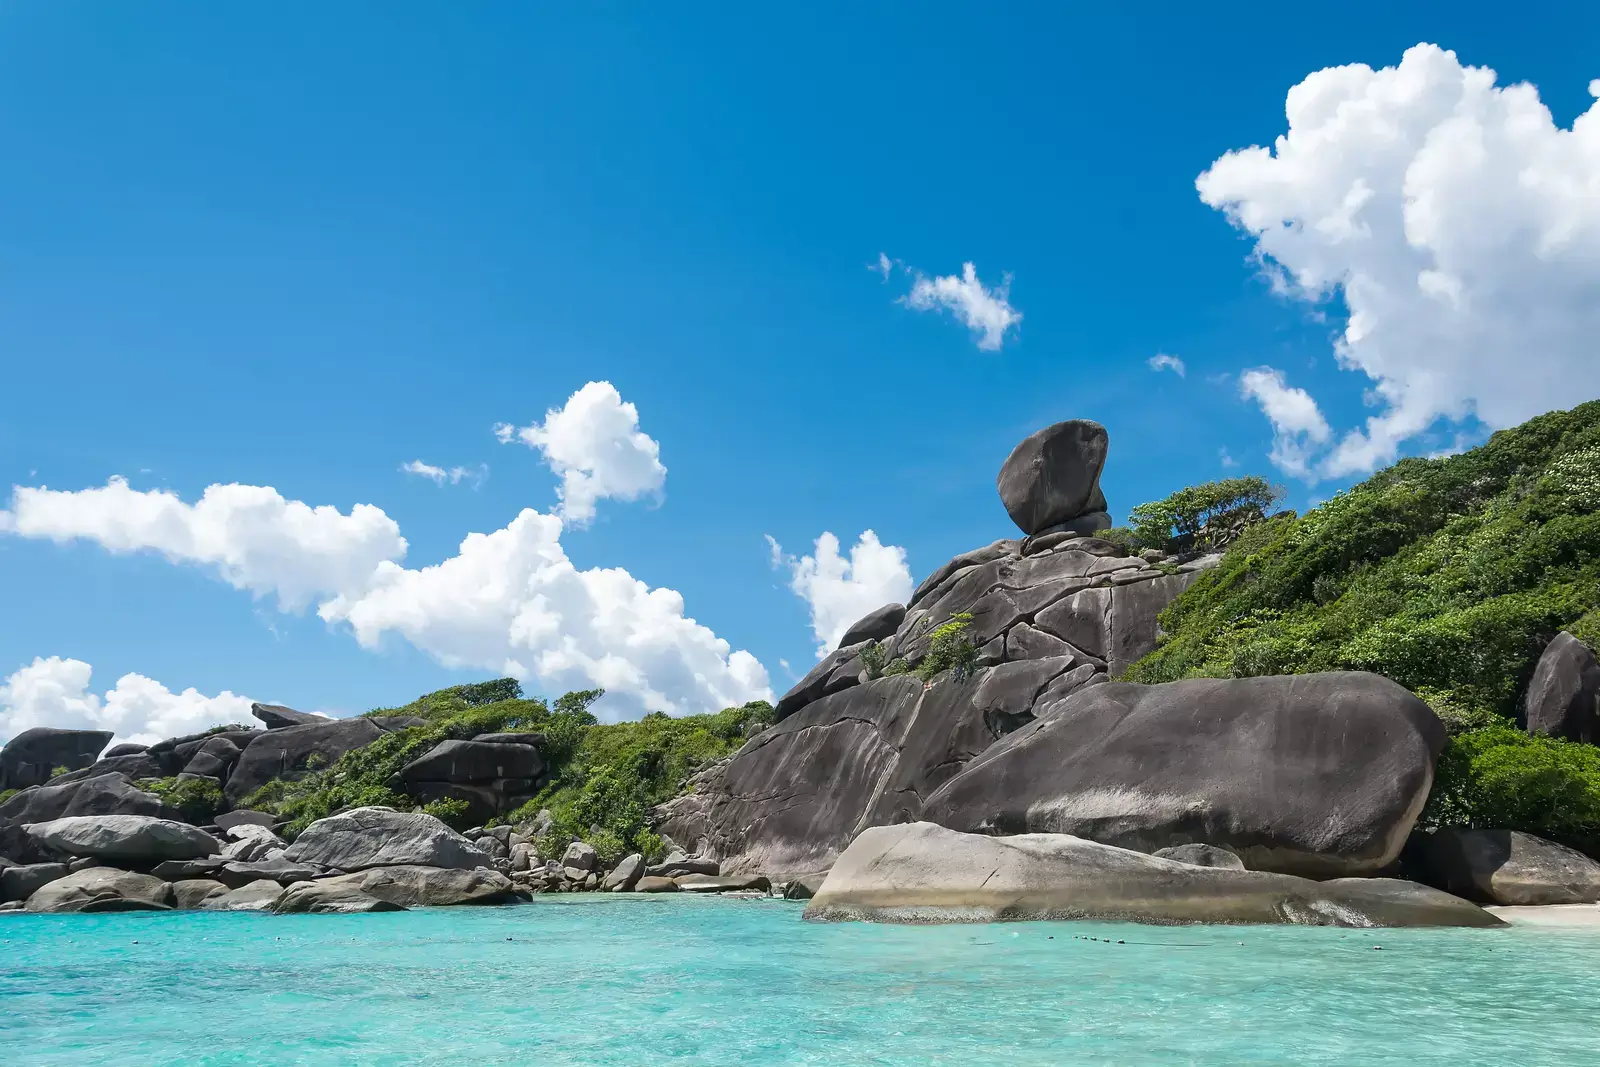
(1127, 476), (1284, 554)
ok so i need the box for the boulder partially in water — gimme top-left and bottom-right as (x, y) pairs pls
(1410, 829), (1600, 906)
(25, 867), (175, 913)
(306, 865), (517, 907)
(803, 823), (1502, 928)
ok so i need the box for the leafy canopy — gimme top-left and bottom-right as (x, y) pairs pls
(1125, 476), (1283, 553)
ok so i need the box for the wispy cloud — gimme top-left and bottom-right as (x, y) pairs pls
(1239, 367), (1332, 479)
(401, 460), (488, 488)
(1148, 353), (1186, 377)
(880, 256), (1022, 351)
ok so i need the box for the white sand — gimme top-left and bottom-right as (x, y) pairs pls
(1485, 903), (1600, 926)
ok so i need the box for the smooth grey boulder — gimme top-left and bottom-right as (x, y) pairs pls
(25, 867), (175, 913)
(633, 876), (679, 893)
(226, 717), (386, 803)
(283, 807), (494, 872)
(1, 862), (69, 903)
(214, 810), (279, 832)
(923, 672), (1444, 878)
(171, 878), (229, 909)
(1525, 632), (1599, 743)
(101, 743), (148, 759)
(205, 879), (286, 912)
(1033, 511), (1114, 538)
(471, 732), (546, 747)
(1411, 829), (1600, 906)
(307, 865), (516, 907)
(996, 419), (1109, 536)
(182, 736), (243, 781)
(0, 728), (114, 791)
(51, 751), (168, 785)
(838, 604), (907, 649)
(561, 841), (598, 872)
(24, 815), (220, 862)
(602, 853), (645, 892)
(272, 880), (406, 914)
(803, 823), (1501, 928)
(783, 873), (828, 901)
(657, 657), (1101, 879)
(773, 642), (869, 721)
(217, 859), (318, 889)
(646, 853), (719, 878)
(1153, 844), (1245, 870)
(675, 873), (771, 893)
(151, 857), (226, 881)
(399, 740), (545, 784)
(251, 702), (326, 729)
(220, 823), (287, 862)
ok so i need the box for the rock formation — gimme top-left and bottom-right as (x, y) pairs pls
(1408, 828), (1600, 906)
(0, 727), (114, 791)
(394, 737), (547, 825)
(996, 419), (1111, 536)
(1525, 632), (1599, 743)
(922, 672), (1444, 877)
(283, 806), (495, 871)
(803, 822), (1502, 927)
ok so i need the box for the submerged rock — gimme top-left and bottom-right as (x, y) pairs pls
(1410, 829), (1600, 906)
(803, 823), (1501, 928)
(25, 867), (175, 913)
(923, 672), (1443, 877)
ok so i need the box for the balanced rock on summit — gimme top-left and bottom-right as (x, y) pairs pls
(996, 419), (1110, 536)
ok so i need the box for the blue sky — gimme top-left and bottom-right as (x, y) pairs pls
(3, 4), (1599, 738)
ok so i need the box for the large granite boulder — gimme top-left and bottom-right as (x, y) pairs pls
(271, 879), (406, 914)
(1153, 844), (1245, 870)
(838, 604), (906, 648)
(1, 862), (68, 903)
(395, 739), (546, 825)
(1410, 829), (1600, 906)
(181, 735), (245, 781)
(217, 859), (318, 889)
(283, 807), (494, 871)
(24, 815), (221, 862)
(602, 853), (645, 892)
(101, 743), (148, 759)
(0, 775), (178, 862)
(225, 717), (387, 804)
(25, 867), (175, 913)
(1525, 632), (1599, 743)
(205, 879), (287, 911)
(803, 822), (1501, 928)
(658, 656), (1101, 878)
(306, 866), (517, 907)
(0, 728), (114, 790)
(252, 702), (326, 729)
(996, 419), (1109, 536)
(171, 878), (229, 909)
(923, 672), (1444, 877)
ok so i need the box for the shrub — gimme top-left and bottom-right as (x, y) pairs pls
(917, 613), (977, 682)
(0, 788), (19, 806)
(421, 797), (472, 829)
(1423, 725), (1600, 842)
(143, 776), (226, 825)
(858, 641), (910, 681)
(1127, 476), (1283, 553)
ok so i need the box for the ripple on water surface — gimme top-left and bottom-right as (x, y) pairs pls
(3, 895), (1598, 1066)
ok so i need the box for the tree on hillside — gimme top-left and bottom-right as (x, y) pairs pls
(1126, 476), (1284, 553)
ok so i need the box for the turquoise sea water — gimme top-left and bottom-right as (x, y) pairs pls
(3, 896), (1598, 1065)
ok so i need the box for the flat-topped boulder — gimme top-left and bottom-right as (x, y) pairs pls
(283, 807), (494, 871)
(25, 867), (175, 913)
(205, 879), (286, 911)
(272, 879), (406, 914)
(251, 702), (326, 729)
(996, 419), (1109, 536)
(803, 822), (1501, 928)
(0, 728), (114, 791)
(1410, 829), (1600, 906)
(923, 672), (1444, 877)
(24, 815), (220, 862)
(1525, 632), (1599, 743)
(307, 866), (517, 907)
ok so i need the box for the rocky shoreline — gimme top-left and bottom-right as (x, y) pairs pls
(6, 416), (1600, 928)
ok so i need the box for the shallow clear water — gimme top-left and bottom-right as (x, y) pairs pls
(3, 896), (1598, 1065)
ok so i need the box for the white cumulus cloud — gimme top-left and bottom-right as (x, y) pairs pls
(1199, 43), (1600, 477)
(1239, 367), (1334, 478)
(0, 656), (256, 747)
(896, 260), (1022, 351)
(495, 381), (667, 525)
(3, 477), (406, 612)
(767, 530), (913, 657)
(2, 400), (767, 720)
(401, 460), (487, 488)
(1148, 353), (1186, 377)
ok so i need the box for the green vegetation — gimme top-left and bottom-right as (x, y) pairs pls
(144, 776), (226, 825)
(1422, 726), (1600, 844)
(238, 678), (773, 863)
(917, 612), (978, 681)
(1120, 476), (1283, 555)
(0, 788), (19, 806)
(858, 640), (909, 680)
(1127, 401), (1600, 843)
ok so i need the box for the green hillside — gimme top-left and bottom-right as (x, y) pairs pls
(1128, 401), (1600, 843)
